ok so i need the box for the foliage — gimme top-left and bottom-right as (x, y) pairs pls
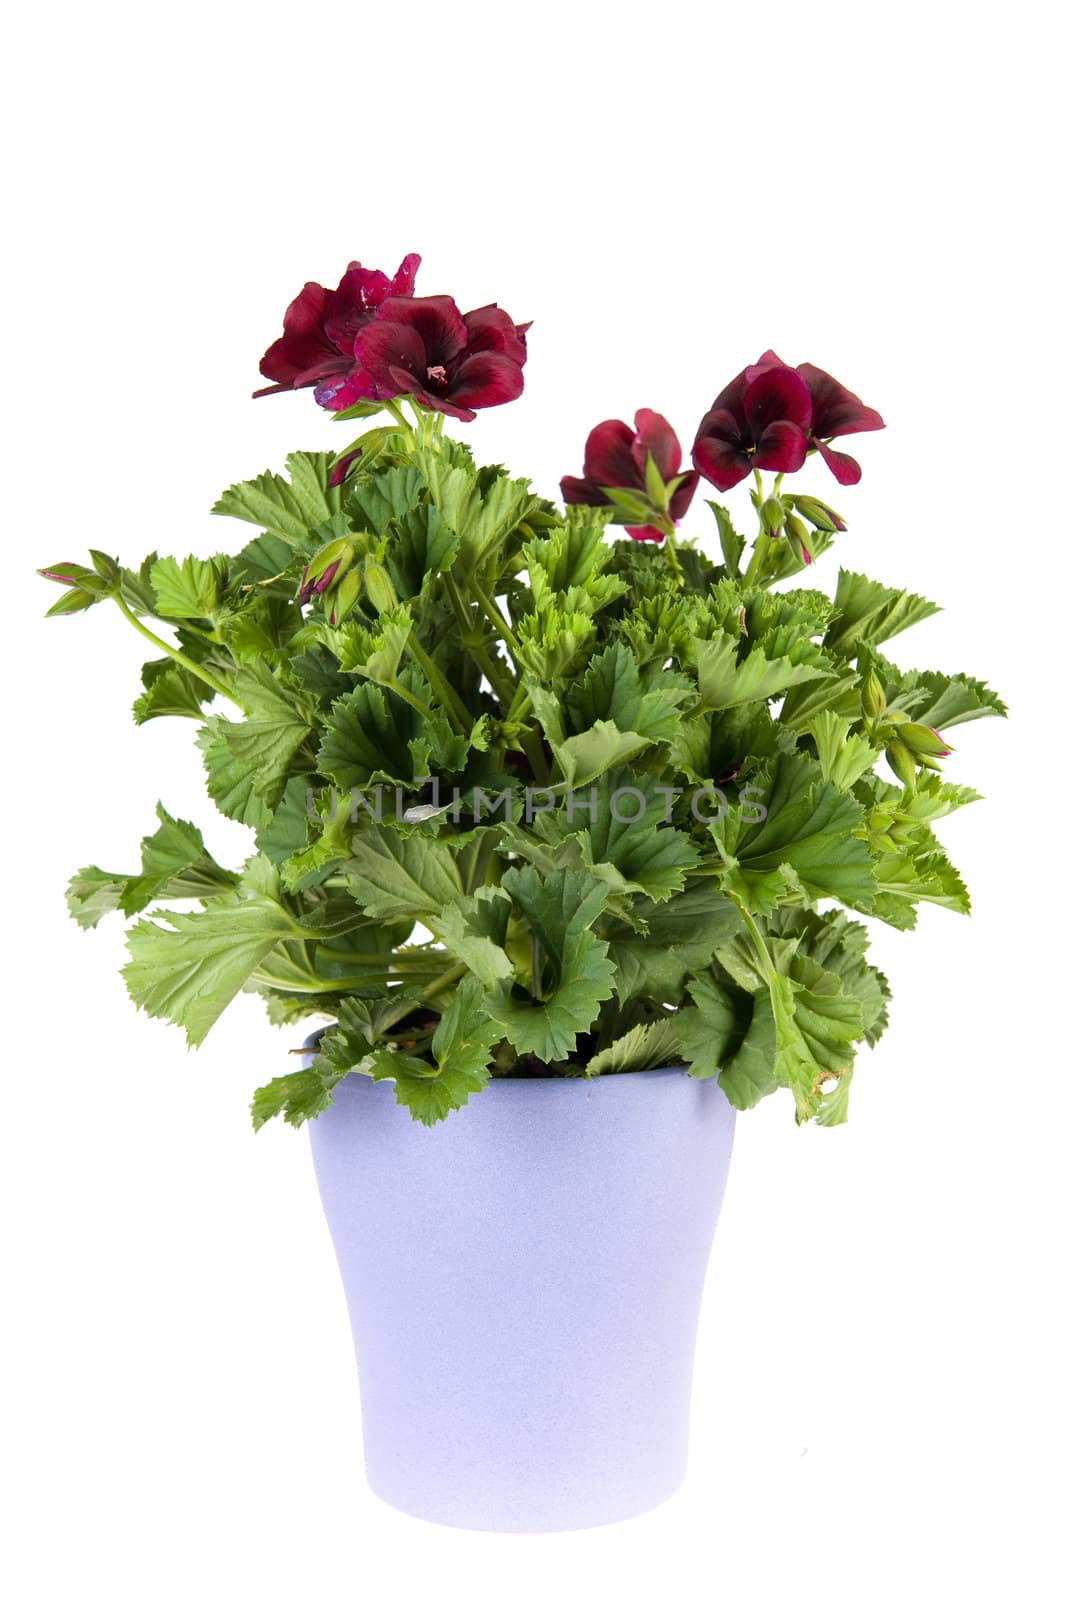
(43, 382), (1003, 1130)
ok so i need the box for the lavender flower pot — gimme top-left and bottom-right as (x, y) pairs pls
(308, 1061), (736, 1532)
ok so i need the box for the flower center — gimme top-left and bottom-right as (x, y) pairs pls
(425, 364), (447, 388)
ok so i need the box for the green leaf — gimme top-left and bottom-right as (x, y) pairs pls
(371, 976), (504, 1125)
(251, 1060), (348, 1130)
(384, 503), (459, 598)
(686, 631), (831, 710)
(434, 888), (514, 984)
(484, 867), (617, 1061)
(149, 556), (227, 619)
(340, 829), (464, 922)
(568, 642), (692, 744)
(133, 658), (215, 724)
(527, 773), (699, 902)
(823, 569), (940, 657)
(770, 907), (891, 1044)
(871, 831), (971, 923)
(585, 1017), (681, 1076)
(418, 455), (539, 576)
(675, 975), (777, 1109)
(198, 662), (316, 824)
(66, 804), (237, 927)
(346, 464), (425, 536)
(886, 665), (1007, 729)
(706, 501), (745, 576)
(211, 451), (337, 547)
(607, 884), (743, 1004)
(809, 710), (879, 790)
(713, 752), (876, 911)
(555, 720), (651, 789)
(123, 858), (299, 1045)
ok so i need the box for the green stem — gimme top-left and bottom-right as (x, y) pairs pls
(506, 685), (530, 724)
(374, 960), (468, 1035)
(442, 570), (516, 705)
(468, 578), (522, 659)
(111, 593), (240, 706)
(405, 633), (474, 734)
(384, 399), (415, 438)
(744, 531), (775, 588)
(315, 948), (449, 971)
(734, 900), (775, 979)
(662, 526), (684, 580)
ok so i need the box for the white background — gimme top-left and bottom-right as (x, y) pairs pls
(3, 3), (1061, 1596)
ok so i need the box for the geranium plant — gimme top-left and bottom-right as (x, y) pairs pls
(42, 253), (1005, 1129)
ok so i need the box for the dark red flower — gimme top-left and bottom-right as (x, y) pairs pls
(352, 296), (527, 422)
(254, 254), (420, 404)
(560, 409), (698, 542)
(692, 353), (812, 492)
(796, 362), (885, 485)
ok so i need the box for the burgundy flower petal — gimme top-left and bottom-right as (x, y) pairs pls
(667, 469), (700, 522)
(752, 419), (809, 474)
(692, 413), (752, 492)
(625, 525), (666, 543)
(744, 348), (790, 383)
(813, 437), (863, 485)
(385, 366), (476, 422)
(560, 474), (608, 506)
(369, 295), (469, 367)
(743, 366), (812, 433)
(632, 408), (683, 481)
(445, 350), (525, 412)
(389, 252), (422, 297)
(353, 318), (430, 392)
(323, 264), (393, 350)
(583, 419), (639, 489)
(314, 366), (377, 411)
(798, 363), (885, 438)
(256, 281), (335, 391)
(463, 304), (529, 366)
(709, 375), (749, 430)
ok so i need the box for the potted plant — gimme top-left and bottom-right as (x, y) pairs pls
(42, 252), (1005, 1532)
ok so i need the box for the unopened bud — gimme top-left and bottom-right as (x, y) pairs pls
(39, 559), (116, 615)
(363, 558), (398, 615)
(297, 536), (360, 607)
(896, 721), (953, 769)
(886, 739), (918, 788)
(790, 495), (847, 533)
(784, 512), (812, 566)
(862, 671), (887, 721)
(328, 569), (364, 627)
(762, 496), (786, 534)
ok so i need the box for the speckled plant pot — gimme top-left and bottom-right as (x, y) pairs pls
(308, 1059), (736, 1532)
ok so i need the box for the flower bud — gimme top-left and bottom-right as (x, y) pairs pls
(861, 670), (887, 721)
(896, 722), (953, 764)
(886, 738), (918, 788)
(327, 569), (364, 627)
(328, 448), (362, 488)
(784, 512), (812, 566)
(297, 536), (361, 607)
(363, 558), (398, 615)
(789, 495), (847, 533)
(762, 496), (787, 534)
(39, 559), (116, 615)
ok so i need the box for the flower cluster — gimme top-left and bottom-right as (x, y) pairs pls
(693, 351), (885, 491)
(256, 254), (529, 422)
(561, 351), (883, 544)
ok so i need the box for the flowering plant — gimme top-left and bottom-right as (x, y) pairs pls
(42, 255), (1004, 1128)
